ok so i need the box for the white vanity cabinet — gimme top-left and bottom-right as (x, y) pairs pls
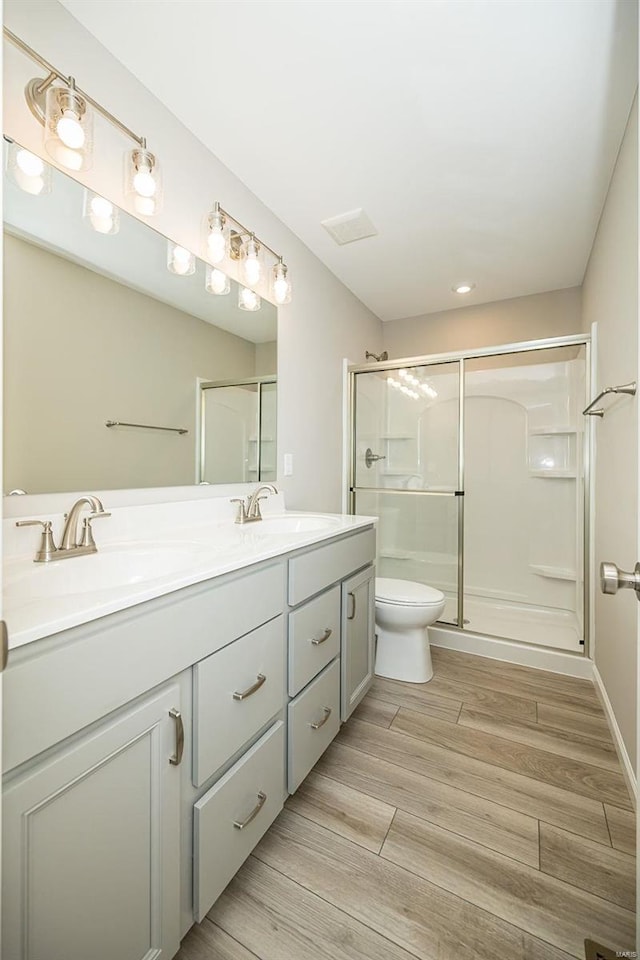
(3, 681), (183, 960)
(341, 565), (376, 720)
(285, 527), (376, 792)
(2, 519), (376, 958)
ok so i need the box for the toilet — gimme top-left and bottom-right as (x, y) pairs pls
(374, 578), (446, 683)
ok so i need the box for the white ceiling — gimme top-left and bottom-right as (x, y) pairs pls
(60, 0), (638, 322)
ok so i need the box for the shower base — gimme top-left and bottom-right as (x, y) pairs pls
(441, 595), (583, 653)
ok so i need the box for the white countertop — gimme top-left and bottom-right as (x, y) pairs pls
(4, 504), (376, 650)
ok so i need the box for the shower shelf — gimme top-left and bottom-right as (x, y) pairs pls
(379, 434), (415, 440)
(530, 564), (577, 581)
(528, 427), (578, 435)
(529, 470), (577, 478)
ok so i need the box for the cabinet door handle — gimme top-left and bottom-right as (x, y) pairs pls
(347, 592), (356, 620)
(233, 791), (267, 830)
(233, 673), (266, 701)
(0, 621), (8, 672)
(311, 627), (332, 646)
(310, 706), (332, 730)
(169, 708), (184, 766)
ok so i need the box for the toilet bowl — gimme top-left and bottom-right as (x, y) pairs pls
(374, 578), (446, 683)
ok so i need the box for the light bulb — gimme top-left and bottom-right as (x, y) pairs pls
(206, 266), (230, 295)
(133, 169), (156, 198)
(207, 229), (226, 263)
(271, 260), (292, 304)
(238, 286), (261, 311)
(134, 196), (156, 216)
(15, 149), (44, 177)
(57, 111), (85, 149)
(168, 243), (195, 276)
(90, 196), (113, 219)
(241, 235), (262, 288)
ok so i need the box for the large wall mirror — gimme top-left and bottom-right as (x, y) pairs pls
(2, 141), (277, 495)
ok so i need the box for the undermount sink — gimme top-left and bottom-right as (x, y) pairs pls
(255, 514), (342, 534)
(4, 541), (210, 602)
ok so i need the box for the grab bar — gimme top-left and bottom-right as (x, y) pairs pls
(106, 420), (188, 435)
(582, 381), (636, 418)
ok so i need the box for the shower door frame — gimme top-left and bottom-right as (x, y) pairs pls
(348, 333), (592, 656)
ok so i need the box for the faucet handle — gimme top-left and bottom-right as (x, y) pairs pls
(15, 519), (58, 562)
(230, 498), (248, 524)
(249, 495), (268, 520)
(78, 513), (110, 549)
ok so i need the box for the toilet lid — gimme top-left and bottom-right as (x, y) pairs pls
(375, 577), (444, 606)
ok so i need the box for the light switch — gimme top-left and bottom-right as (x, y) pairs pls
(283, 453), (293, 476)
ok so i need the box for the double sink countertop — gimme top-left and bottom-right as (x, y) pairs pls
(3, 494), (376, 650)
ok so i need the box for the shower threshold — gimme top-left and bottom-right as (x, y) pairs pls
(441, 595), (583, 653)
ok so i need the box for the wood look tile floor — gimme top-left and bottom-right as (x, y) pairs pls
(176, 648), (636, 960)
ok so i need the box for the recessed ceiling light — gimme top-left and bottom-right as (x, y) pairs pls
(452, 282), (476, 294)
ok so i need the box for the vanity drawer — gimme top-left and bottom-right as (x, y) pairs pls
(288, 586), (341, 696)
(193, 720), (285, 921)
(193, 616), (285, 787)
(288, 528), (375, 606)
(287, 658), (341, 793)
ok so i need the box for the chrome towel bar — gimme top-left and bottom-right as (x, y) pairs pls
(582, 381), (636, 418)
(106, 420), (188, 435)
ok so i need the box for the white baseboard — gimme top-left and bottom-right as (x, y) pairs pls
(592, 665), (637, 809)
(430, 624), (594, 679)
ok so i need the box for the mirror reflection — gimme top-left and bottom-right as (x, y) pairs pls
(2, 142), (277, 494)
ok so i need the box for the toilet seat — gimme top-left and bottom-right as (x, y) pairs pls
(375, 577), (444, 607)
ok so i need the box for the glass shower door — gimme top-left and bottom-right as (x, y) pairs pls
(351, 360), (462, 625)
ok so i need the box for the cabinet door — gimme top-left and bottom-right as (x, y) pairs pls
(3, 683), (182, 960)
(341, 565), (375, 720)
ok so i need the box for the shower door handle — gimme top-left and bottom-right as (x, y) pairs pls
(600, 561), (640, 599)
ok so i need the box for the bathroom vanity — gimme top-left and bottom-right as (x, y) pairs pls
(1, 505), (375, 959)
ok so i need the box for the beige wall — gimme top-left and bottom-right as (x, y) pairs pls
(3, 0), (383, 512)
(4, 235), (257, 492)
(255, 341), (277, 377)
(382, 286), (584, 359)
(583, 99), (638, 773)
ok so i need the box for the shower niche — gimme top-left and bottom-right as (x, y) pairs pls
(349, 338), (589, 655)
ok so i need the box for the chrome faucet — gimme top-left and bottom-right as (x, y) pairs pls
(231, 484), (278, 524)
(17, 495), (111, 562)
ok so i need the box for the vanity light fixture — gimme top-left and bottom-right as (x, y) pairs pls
(83, 189), (120, 235)
(167, 241), (196, 276)
(238, 286), (261, 312)
(5, 140), (51, 195)
(204, 202), (227, 264)
(271, 258), (292, 305)
(452, 281), (476, 295)
(6, 28), (162, 211)
(205, 265), (230, 295)
(209, 200), (293, 305)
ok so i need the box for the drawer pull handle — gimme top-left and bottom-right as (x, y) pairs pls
(233, 673), (266, 701)
(347, 592), (356, 620)
(311, 628), (332, 646)
(310, 706), (332, 730)
(169, 708), (184, 766)
(233, 791), (267, 830)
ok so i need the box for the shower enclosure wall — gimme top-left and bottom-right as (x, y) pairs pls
(349, 336), (590, 655)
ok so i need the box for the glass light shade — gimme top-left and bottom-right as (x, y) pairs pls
(240, 234), (262, 288)
(238, 286), (261, 312)
(5, 142), (52, 195)
(124, 147), (163, 216)
(204, 205), (227, 264)
(44, 83), (93, 171)
(271, 260), (292, 304)
(205, 265), (230, 295)
(82, 189), (120, 235)
(167, 242), (196, 276)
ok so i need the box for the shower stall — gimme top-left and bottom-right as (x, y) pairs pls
(348, 336), (591, 655)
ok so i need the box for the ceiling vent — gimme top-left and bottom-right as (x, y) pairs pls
(320, 208), (377, 245)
